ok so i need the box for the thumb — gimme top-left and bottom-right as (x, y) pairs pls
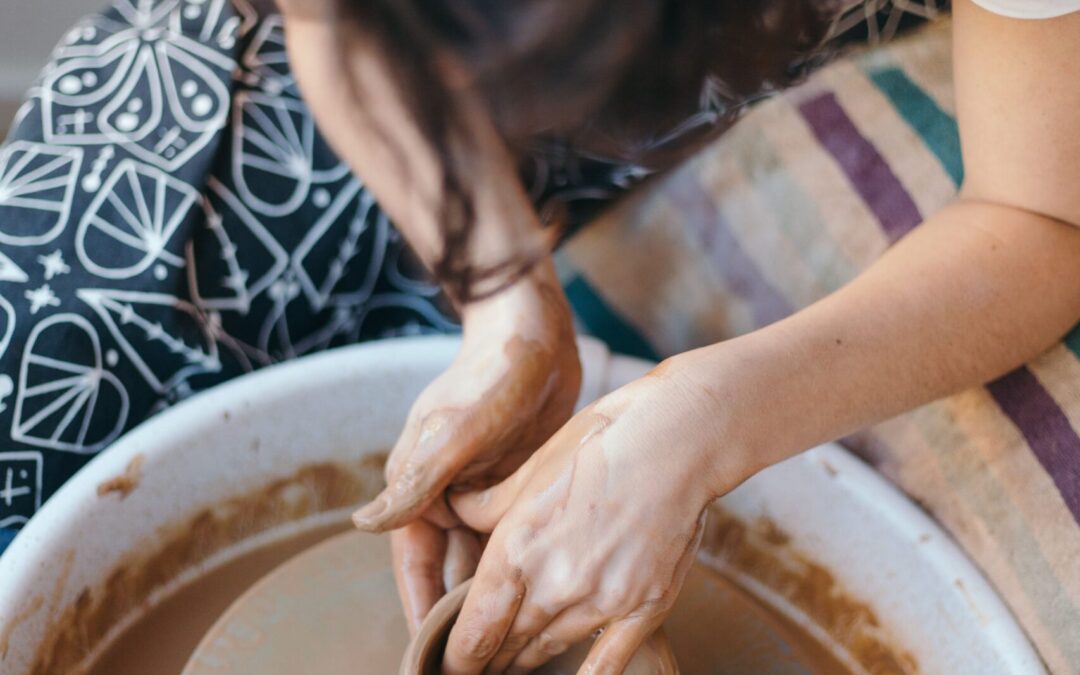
(352, 460), (451, 533)
(449, 460), (534, 533)
(354, 414), (469, 532)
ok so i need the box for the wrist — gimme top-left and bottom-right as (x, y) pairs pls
(459, 257), (572, 345)
(651, 350), (768, 500)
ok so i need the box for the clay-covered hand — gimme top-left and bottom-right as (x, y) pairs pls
(441, 360), (743, 675)
(354, 269), (579, 531)
(356, 267), (581, 631)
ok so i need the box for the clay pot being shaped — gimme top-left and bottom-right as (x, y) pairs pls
(400, 580), (679, 675)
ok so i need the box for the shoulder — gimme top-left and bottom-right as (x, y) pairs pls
(969, 0), (1080, 19)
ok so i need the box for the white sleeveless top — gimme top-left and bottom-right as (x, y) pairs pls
(972, 0), (1080, 18)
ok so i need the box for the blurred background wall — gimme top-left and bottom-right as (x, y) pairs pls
(0, 0), (104, 135)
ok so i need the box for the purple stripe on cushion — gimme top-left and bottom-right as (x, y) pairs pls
(988, 367), (1080, 525)
(799, 93), (922, 241)
(667, 175), (793, 328)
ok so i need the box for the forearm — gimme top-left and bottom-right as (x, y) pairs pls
(672, 199), (1080, 493)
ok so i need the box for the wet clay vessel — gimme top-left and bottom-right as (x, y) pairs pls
(400, 580), (679, 675)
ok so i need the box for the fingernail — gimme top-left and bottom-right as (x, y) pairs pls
(352, 495), (390, 530)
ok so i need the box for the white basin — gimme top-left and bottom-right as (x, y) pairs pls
(0, 336), (1043, 674)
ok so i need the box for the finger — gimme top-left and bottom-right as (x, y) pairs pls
(382, 416), (419, 482)
(425, 493), (463, 530)
(353, 455), (458, 532)
(353, 418), (439, 532)
(391, 521), (447, 637)
(505, 605), (607, 675)
(481, 599), (558, 675)
(443, 527), (482, 592)
(576, 615), (660, 675)
(450, 459), (536, 533)
(356, 411), (488, 532)
(441, 562), (525, 675)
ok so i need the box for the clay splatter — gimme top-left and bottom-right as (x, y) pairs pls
(96, 454), (146, 500)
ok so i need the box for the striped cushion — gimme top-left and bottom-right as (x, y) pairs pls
(558, 20), (1080, 673)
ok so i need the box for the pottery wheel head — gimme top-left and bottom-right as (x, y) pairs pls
(183, 530), (410, 675)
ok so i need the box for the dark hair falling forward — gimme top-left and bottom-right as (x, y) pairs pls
(341, 0), (832, 304)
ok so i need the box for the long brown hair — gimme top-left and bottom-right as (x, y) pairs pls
(341, 0), (832, 303)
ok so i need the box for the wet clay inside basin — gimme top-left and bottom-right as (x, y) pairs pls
(0, 338), (1041, 675)
(112, 510), (874, 675)
(41, 480), (974, 675)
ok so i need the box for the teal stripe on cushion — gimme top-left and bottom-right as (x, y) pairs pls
(865, 66), (964, 186)
(564, 275), (660, 361)
(1066, 323), (1080, 359)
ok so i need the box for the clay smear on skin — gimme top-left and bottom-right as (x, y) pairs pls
(700, 508), (919, 675)
(28, 455), (387, 675)
(377, 332), (574, 523)
(96, 454), (146, 500)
